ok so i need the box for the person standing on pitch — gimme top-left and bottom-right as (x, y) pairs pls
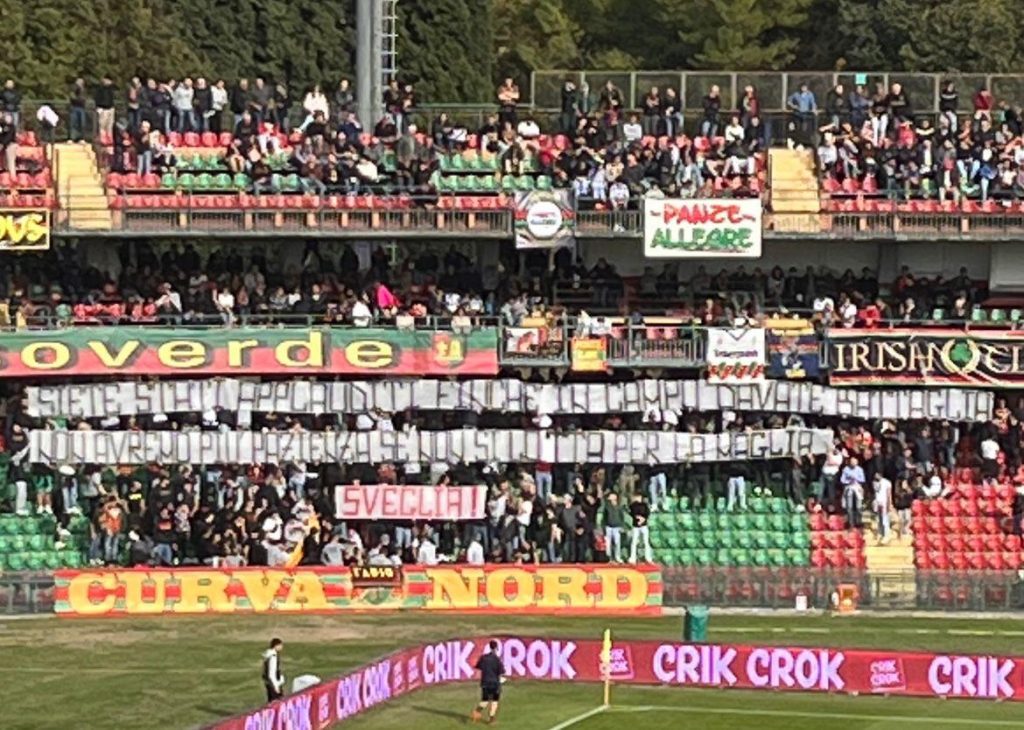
(470, 640), (506, 724)
(262, 638), (285, 702)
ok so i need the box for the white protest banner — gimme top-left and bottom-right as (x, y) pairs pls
(27, 428), (833, 466)
(25, 379), (994, 423)
(706, 328), (765, 383)
(334, 484), (488, 520)
(643, 198), (762, 258)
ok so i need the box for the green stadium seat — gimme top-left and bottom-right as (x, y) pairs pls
(665, 533), (682, 549)
(24, 553), (44, 571)
(26, 534), (45, 551)
(735, 532), (752, 549)
(43, 551), (61, 570)
(790, 532), (809, 549)
(677, 496), (690, 512)
(681, 533), (699, 549)
(971, 307), (987, 322)
(717, 532), (735, 548)
(769, 514), (788, 532)
(931, 307), (945, 321)
(676, 549), (694, 566)
(752, 531), (770, 549)
(751, 514), (769, 531)
(282, 173), (300, 192)
(768, 498), (789, 513)
(676, 513), (696, 531)
(177, 172), (195, 190)
(536, 175), (553, 191)
(789, 514), (806, 531)
(786, 548), (809, 566)
(479, 175), (499, 193)
(6, 553), (26, 570)
(8, 535), (26, 551)
(716, 514), (731, 530)
(700, 532), (717, 549)
(1011, 308), (1023, 323)
(233, 172), (250, 189)
(715, 497), (727, 512)
(749, 497), (768, 513)
(715, 548), (732, 566)
(772, 532), (791, 549)
(212, 172), (232, 189)
(730, 548), (751, 566)
(160, 172), (177, 189)
(61, 551), (83, 568)
(731, 514), (751, 530)
(449, 154), (466, 171)
(767, 549), (786, 566)
(657, 549), (676, 566)
(752, 551), (769, 567)
(460, 175), (482, 193)
(990, 308), (1007, 323)
(194, 173), (213, 190)
(694, 549), (713, 566)
(500, 174), (516, 192)
(697, 513), (713, 531)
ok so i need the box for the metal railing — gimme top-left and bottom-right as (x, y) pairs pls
(662, 567), (1024, 611)
(530, 70), (1024, 114)
(0, 572), (56, 614)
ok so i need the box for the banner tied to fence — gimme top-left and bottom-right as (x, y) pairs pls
(27, 428), (834, 465)
(25, 379), (994, 423)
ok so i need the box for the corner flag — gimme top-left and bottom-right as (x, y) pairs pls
(600, 629), (612, 706)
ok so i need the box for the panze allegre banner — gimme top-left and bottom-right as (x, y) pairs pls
(27, 428), (834, 465)
(334, 484), (488, 520)
(643, 198), (762, 258)
(24, 379), (994, 423)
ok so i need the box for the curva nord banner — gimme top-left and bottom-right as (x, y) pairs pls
(0, 326), (498, 378)
(53, 565), (663, 616)
(334, 484), (488, 520)
(644, 198), (762, 258)
(828, 328), (1024, 387)
(207, 638), (1024, 729)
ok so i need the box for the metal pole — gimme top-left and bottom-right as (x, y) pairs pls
(356, 0), (374, 129)
(370, 0), (384, 125)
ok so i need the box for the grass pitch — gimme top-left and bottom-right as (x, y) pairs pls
(2, 612), (1024, 729)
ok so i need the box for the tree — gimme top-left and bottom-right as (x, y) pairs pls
(667, 0), (814, 70)
(493, 0), (582, 85)
(897, 0), (1022, 73)
(398, 0), (493, 102)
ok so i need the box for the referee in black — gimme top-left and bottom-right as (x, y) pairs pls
(470, 640), (505, 724)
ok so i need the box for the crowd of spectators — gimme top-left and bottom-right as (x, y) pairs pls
(0, 239), (994, 330)
(2, 384), (1015, 566)
(816, 80), (1024, 202)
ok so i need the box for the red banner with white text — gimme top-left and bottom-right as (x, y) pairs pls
(208, 638), (1024, 729)
(333, 484), (488, 520)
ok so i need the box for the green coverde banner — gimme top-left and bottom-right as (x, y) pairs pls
(828, 328), (1024, 387)
(0, 327), (499, 378)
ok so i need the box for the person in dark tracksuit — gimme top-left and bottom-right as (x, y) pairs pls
(262, 638), (285, 702)
(470, 640), (505, 724)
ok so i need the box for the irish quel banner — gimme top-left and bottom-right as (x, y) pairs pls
(828, 328), (1024, 387)
(208, 639), (1024, 730)
(0, 326), (498, 378)
(53, 565), (662, 616)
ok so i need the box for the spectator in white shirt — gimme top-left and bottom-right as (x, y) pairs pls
(351, 296), (373, 327)
(215, 288), (235, 325)
(516, 116), (540, 139)
(416, 535), (439, 565)
(623, 114), (643, 143)
(981, 436), (1000, 481)
(466, 537), (485, 565)
(724, 115), (744, 144)
(609, 181), (630, 210)
(839, 296), (858, 328)
(299, 85), (329, 131)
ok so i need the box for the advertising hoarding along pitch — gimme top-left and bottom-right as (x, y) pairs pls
(207, 638), (1024, 729)
(0, 326), (499, 378)
(644, 198), (762, 258)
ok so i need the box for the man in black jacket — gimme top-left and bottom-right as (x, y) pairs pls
(193, 77), (213, 133)
(1, 80), (20, 130)
(262, 638), (285, 702)
(95, 77), (116, 139)
(470, 640), (505, 724)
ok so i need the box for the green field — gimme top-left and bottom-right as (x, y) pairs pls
(2, 612), (1024, 729)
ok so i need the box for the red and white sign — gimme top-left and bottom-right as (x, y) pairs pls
(208, 640), (1024, 730)
(334, 484), (488, 521)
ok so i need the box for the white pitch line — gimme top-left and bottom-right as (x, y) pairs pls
(946, 630), (995, 636)
(546, 705), (608, 730)
(609, 704), (1023, 726)
(999, 630), (1024, 636)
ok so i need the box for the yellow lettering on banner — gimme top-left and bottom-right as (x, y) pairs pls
(157, 341), (207, 369)
(172, 571), (234, 613)
(595, 567), (650, 609)
(275, 331), (324, 368)
(65, 572), (118, 616)
(484, 568), (535, 609)
(119, 571), (170, 614)
(87, 340), (141, 369)
(345, 341), (393, 369)
(233, 570), (286, 612)
(535, 566), (590, 608)
(227, 339), (259, 367)
(435, 337), (463, 363)
(22, 342), (71, 370)
(425, 568), (484, 609)
(279, 572), (331, 611)
(0, 212), (47, 245)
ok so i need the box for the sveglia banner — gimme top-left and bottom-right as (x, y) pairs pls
(207, 639), (1024, 729)
(334, 484), (488, 520)
(0, 326), (498, 378)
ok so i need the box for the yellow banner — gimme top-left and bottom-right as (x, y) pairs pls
(0, 209), (50, 251)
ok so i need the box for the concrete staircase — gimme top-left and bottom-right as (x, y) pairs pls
(768, 148), (821, 234)
(53, 143), (111, 231)
(863, 515), (917, 607)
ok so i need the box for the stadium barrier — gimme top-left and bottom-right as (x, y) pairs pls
(207, 635), (1024, 729)
(51, 564), (662, 617)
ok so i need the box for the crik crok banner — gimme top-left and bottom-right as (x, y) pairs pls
(207, 639), (1024, 729)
